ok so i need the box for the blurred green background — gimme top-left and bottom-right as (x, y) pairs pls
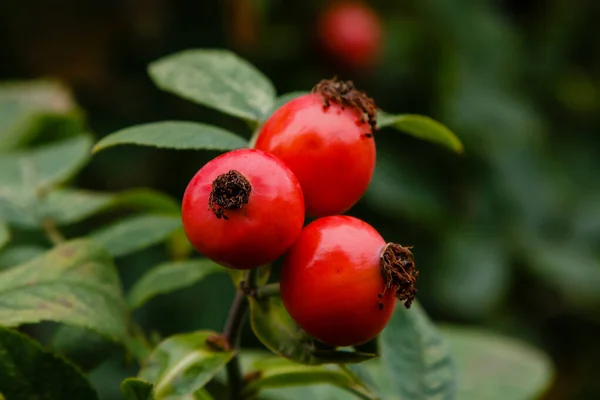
(1, 0), (599, 398)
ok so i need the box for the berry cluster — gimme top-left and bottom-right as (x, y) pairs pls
(181, 78), (418, 347)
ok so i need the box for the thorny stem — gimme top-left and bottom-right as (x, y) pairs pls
(41, 218), (65, 245)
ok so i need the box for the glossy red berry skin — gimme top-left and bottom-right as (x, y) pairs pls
(254, 93), (376, 217)
(280, 215), (396, 347)
(317, 1), (383, 71)
(181, 148), (305, 270)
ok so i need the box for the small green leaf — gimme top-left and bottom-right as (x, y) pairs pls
(138, 330), (235, 399)
(51, 325), (118, 372)
(0, 187), (179, 229)
(121, 378), (155, 400)
(0, 80), (80, 152)
(88, 215), (182, 258)
(249, 296), (376, 365)
(243, 356), (373, 399)
(0, 327), (99, 399)
(377, 111), (463, 153)
(0, 220), (9, 250)
(128, 259), (224, 310)
(379, 301), (457, 400)
(93, 121), (248, 154)
(0, 245), (46, 270)
(0, 239), (128, 342)
(148, 49), (276, 122)
(442, 326), (554, 400)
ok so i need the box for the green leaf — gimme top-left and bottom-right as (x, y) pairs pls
(249, 296), (376, 365)
(148, 49), (276, 122)
(138, 330), (235, 399)
(1, 189), (113, 228)
(128, 259), (224, 310)
(431, 227), (512, 320)
(377, 111), (463, 153)
(0, 220), (9, 250)
(0, 134), (92, 191)
(51, 325), (118, 372)
(0, 245), (46, 270)
(379, 301), (457, 400)
(88, 215), (182, 258)
(0, 326), (99, 399)
(441, 326), (554, 400)
(93, 121), (248, 154)
(0, 187), (179, 229)
(0, 239), (128, 342)
(38, 189), (113, 226)
(0, 135), (93, 224)
(526, 238), (600, 309)
(121, 378), (155, 400)
(0, 80), (80, 152)
(243, 356), (374, 399)
(363, 152), (446, 227)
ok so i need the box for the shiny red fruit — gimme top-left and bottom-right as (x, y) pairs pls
(280, 216), (418, 347)
(317, 1), (383, 71)
(254, 88), (376, 217)
(181, 148), (305, 270)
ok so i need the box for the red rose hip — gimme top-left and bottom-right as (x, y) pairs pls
(254, 79), (377, 217)
(317, 1), (383, 71)
(280, 216), (418, 347)
(182, 148), (305, 270)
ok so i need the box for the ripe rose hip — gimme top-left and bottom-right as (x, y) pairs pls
(280, 215), (418, 347)
(317, 1), (383, 71)
(254, 78), (377, 217)
(181, 148), (305, 270)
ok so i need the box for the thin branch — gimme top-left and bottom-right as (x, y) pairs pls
(223, 281), (250, 400)
(223, 290), (248, 345)
(255, 283), (280, 299)
(41, 218), (65, 245)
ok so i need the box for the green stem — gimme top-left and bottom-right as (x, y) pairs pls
(41, 218), (65, 245)
(255, 283), (280, 299)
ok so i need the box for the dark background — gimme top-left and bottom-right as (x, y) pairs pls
(2, 0), (600, 399)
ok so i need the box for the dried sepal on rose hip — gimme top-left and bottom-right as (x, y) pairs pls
(181, 148), (305, 270)
(254, 77), (377, 217)
(280, 216), (418, 347)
